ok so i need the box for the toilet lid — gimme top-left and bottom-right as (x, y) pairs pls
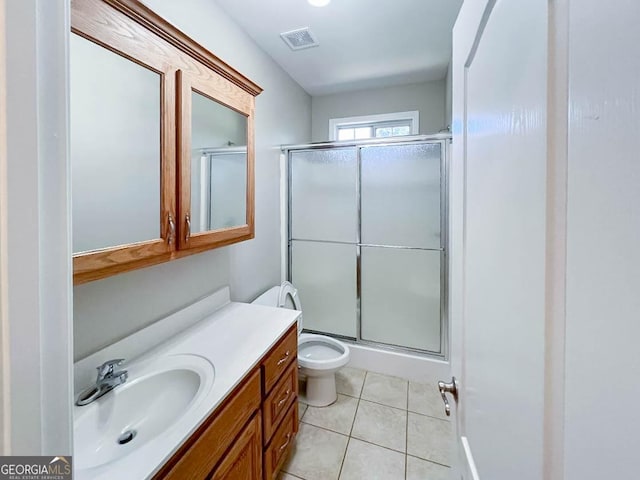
(278, 281), (303, 334)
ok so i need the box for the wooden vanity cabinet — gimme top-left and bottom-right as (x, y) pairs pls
(209, 414), (262, 480)
(71, 0), (261, 285)
(153, 324), (298, 480)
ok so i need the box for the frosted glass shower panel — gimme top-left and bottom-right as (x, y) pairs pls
(290, 149), (358, 242)
(291, 240), (357, 338)
(361, 143), (442, 248)
(361, 247), (441, 352)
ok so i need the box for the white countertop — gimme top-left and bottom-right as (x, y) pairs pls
(73, 292), (299, 480)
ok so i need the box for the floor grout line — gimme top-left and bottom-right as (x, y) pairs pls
(357, 396), (409, 412)
(339, 373), (362, 480)
(298, 419), (352, 438)
(349, 434), (407, 456)
(407, 410), (451, 423)
(296, 421), (350, 438)
(358, 370), (367, 398)
(348, 397), (361, 437)
(337, 375), (364, 479)
(281, 473), (306, 480)
(336, 391), (359, 399)
(336, 436), (351, 479)
(406, 454), (452, 469)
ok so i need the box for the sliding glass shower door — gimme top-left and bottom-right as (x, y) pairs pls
(360, 143), (443, 352)
(289, 148), (358, 338)
(288, 138), (447, 355)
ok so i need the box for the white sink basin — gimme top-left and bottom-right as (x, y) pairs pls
(74, 354), (214, 472)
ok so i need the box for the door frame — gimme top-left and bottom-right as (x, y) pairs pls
(0, 0), (73, 455)
(0, 0), (8, 453)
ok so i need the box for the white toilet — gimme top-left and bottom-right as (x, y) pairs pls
(252, 281), (350, 407)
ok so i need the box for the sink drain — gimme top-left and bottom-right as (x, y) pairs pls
(117, 430), (137, 445)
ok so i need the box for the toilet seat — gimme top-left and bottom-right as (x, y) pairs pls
(298, 334), (350, 371)
(277, 282), (303, 334)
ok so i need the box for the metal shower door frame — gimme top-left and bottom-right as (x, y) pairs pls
(283, 134), (450, 359)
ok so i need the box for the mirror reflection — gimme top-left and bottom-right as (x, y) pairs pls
(191, 91), (248, 233)
(70, 33), (161, 254)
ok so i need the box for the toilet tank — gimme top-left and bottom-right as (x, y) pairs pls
(252, 283), (303, 334)
(251, 286), (281, 307)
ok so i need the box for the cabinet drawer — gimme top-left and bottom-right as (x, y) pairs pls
(263, 361), (297, 443)
(262, 325), (297, 394)
(156, 369), (261, 480)
(264, 402), (298, 480)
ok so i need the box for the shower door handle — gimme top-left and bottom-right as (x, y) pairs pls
(438, 377), (459, 417)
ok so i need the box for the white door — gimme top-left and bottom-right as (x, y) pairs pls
(448, 1), (548, 478)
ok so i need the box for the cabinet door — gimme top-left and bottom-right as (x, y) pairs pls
(210, 414), (262, 480)
(177, 69), (255, 251)
(71, 0), (176, 284)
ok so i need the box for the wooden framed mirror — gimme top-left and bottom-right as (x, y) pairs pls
(177, 69), (255, 251)
(70, 4), (177, 283)
(70, 0), (261, 284)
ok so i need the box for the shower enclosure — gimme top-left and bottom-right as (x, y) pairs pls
(193, 147), (247, 232)
(284, 134), (449, 357)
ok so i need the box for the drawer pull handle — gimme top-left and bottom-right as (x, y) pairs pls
(277, 350), (291, 366)
(277, 389), (291, 408)
(279, 433), (292, 452)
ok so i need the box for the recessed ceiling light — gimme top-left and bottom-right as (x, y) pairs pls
(308, 0), (330, 7)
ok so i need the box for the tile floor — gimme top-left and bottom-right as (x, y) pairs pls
(280, 368), (454, 480)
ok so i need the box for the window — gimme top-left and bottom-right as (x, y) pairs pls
(336, 122), (412, 141)
(329, 111), (419, 141)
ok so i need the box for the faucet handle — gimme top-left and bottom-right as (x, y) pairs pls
(96, 358), (125, 379)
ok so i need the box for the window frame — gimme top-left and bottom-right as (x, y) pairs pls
(329, 110), (419, 141)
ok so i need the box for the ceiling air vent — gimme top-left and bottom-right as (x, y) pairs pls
(280, 27), (319, 51)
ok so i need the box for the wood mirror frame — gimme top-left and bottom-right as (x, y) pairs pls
(71, 0), (262, 285)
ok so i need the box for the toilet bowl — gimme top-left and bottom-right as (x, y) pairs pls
(252, 281), (350, 407)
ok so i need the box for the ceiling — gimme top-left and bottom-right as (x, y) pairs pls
(214, 0), (463, 96)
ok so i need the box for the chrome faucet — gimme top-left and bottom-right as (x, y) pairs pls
(76, 359), (128, 406)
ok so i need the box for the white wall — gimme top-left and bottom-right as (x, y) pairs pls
(1, 0), (73, 455)
(563, 1), (640, 478)
(311, 80), (446, 142)
(445, 61), (452, 128)
(73, 0), (311, 360)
